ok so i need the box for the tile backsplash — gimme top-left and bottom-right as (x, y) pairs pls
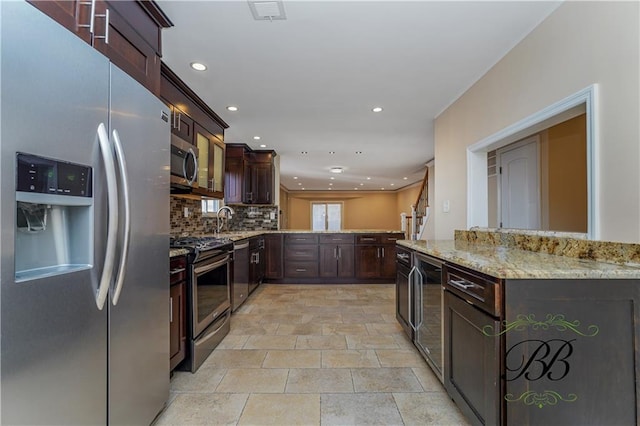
(170, 197), (278, 236)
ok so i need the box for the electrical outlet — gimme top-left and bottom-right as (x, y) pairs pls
(270, 211), (276, 220)
(183, 207), (189, 218)
(443, 200), (450, 213)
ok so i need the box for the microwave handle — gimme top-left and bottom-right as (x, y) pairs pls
(184, 147), (198, 185)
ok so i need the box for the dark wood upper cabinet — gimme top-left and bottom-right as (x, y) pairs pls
(28, 0), (172, 97)
(160, 64), (228, 196)
(225, 144), (276, 205)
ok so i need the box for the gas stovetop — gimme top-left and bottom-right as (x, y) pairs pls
(170, 236), (233, 260)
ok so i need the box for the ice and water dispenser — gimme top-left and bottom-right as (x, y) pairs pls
(15, 153), (93, 282)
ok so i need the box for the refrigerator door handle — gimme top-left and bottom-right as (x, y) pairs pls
(96, 122), (119, 310)
(111, 129), (131, 305)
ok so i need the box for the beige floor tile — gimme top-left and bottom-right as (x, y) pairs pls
(375, 349), (428, 368)
(216, 368), (289, 393)
(155, 393), (248, 426)
(276, 323), (324, 335)
(165, 284), (469, 425)
(296, 335), (347, 350)
(345, 335), (399, 349)
(322, 323), (369, 335)
(263, 350), (321, 368)
(351, 368), (423, 393)
(342, 313), (387, 324)
(169, 366), (226, 392)
(229, 323), (279, 335)
(411, 366), (446, 392)
(201, 349), (267, 369)
(321, 350), (381, 368)
(259, 313), (305, 324)
(238, 393), (320, 425)
(320, 393), (403, 426)
(300, 313), (343, 324)
(243, 335), (297, 350)
(365, 322), (404, 334)
(362, 305), (397, 315)
(393, 392), (471, 425)
(286, 368), (354, 393)
(217, 334), (250, 349)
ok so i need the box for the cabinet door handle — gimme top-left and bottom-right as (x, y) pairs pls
(334, 247), (337, 259)
(338, 247), (342, 259)
(170, 297), (173, 323)
(93, 8), (109, 44)
(362, 237), (376, 241)
(381, 247), (385, 258)
(266, 191), (270, 202)
(177, 113), (181, 132)
(76, 0), (93, 31)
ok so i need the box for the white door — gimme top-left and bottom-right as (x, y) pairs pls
(498, 137), (540, 229)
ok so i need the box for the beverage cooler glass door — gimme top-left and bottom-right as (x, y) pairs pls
(414, 254), (444, 382)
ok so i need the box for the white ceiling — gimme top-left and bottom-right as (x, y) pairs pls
(157, 0), (561, 191)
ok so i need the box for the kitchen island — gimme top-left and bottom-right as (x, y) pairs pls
(397, 230), (640, 425)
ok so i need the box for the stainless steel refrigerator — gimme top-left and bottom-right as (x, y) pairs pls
(1, 2), (170, 424)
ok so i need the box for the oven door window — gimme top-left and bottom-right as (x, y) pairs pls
(194, 260), (229, 328)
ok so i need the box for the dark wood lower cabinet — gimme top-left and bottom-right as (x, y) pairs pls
(169, 281), (186, 371)
(264, 234), (283, 279)
(319, 244), (355, 278)
(444, 290), (500, 426)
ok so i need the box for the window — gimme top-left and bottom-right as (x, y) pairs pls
(201, 199), (222, 217)
(312, 202), (342, 231)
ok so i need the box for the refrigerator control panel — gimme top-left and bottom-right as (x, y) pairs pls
(16, 153), (92, 197)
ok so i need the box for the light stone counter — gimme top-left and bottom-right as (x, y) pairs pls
(398, 239), (640, 280)
(169, 248), (190, 258)
(214, 229), (404, 241)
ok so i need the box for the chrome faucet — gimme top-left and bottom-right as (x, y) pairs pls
(216, 205), (235, 233)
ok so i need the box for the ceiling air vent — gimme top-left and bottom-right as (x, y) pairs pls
(248, 1), (286, 21)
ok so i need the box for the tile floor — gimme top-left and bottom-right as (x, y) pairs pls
(155, 284), (470, 426)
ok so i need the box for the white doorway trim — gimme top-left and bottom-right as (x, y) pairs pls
(466, 84), (599, 239)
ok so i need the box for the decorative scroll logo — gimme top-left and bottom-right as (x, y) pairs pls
(482, 314), (599, 337)
(504, 390), (578, 408)
(483, 313), (599, 409)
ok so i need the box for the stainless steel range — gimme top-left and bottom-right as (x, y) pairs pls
(171, 236), (233, 372)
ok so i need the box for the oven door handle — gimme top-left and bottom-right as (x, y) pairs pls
(194, 255), (231, 275)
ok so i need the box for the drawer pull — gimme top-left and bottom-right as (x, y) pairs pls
(450, 279), (482, 291)
(361, 237), (376, 241)
(296, 268), (307, 272)
(170, 267), (186, 275)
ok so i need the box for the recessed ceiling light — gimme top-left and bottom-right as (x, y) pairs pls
(329, 183), (333, 186)
(293, 176), (298, 180)
(330, 177), (335, 180)
(390, 183), (395, 186)
(403, 177), (408, 180)
(259, 144), (267, 148)
(381, 188), (385, 190)
(190, 62), (207, 71)
(298, 182), (302, 185)
(226, 106), (238, 112)
(366, 177), (371, 180)
(354, 188), (358, 190)
(330, 167), (343, 174)
(360, 183), (364, 186)
(372, 107), (383, 113)
(253, 136), (261, 140)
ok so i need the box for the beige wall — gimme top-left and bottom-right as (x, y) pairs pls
(434, 1), (639, 242)
(545, 114), (587, 232)
(285, 188), (423, 231)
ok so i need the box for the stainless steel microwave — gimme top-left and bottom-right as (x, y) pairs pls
(170, 134), (198, 189)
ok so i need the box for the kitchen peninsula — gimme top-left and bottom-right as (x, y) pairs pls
(398, 228), (640, 425)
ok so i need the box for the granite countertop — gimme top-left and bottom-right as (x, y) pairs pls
(169, 248), (190, 258)
(398, 239), (640, 280)
(209, 229), (404, 241)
